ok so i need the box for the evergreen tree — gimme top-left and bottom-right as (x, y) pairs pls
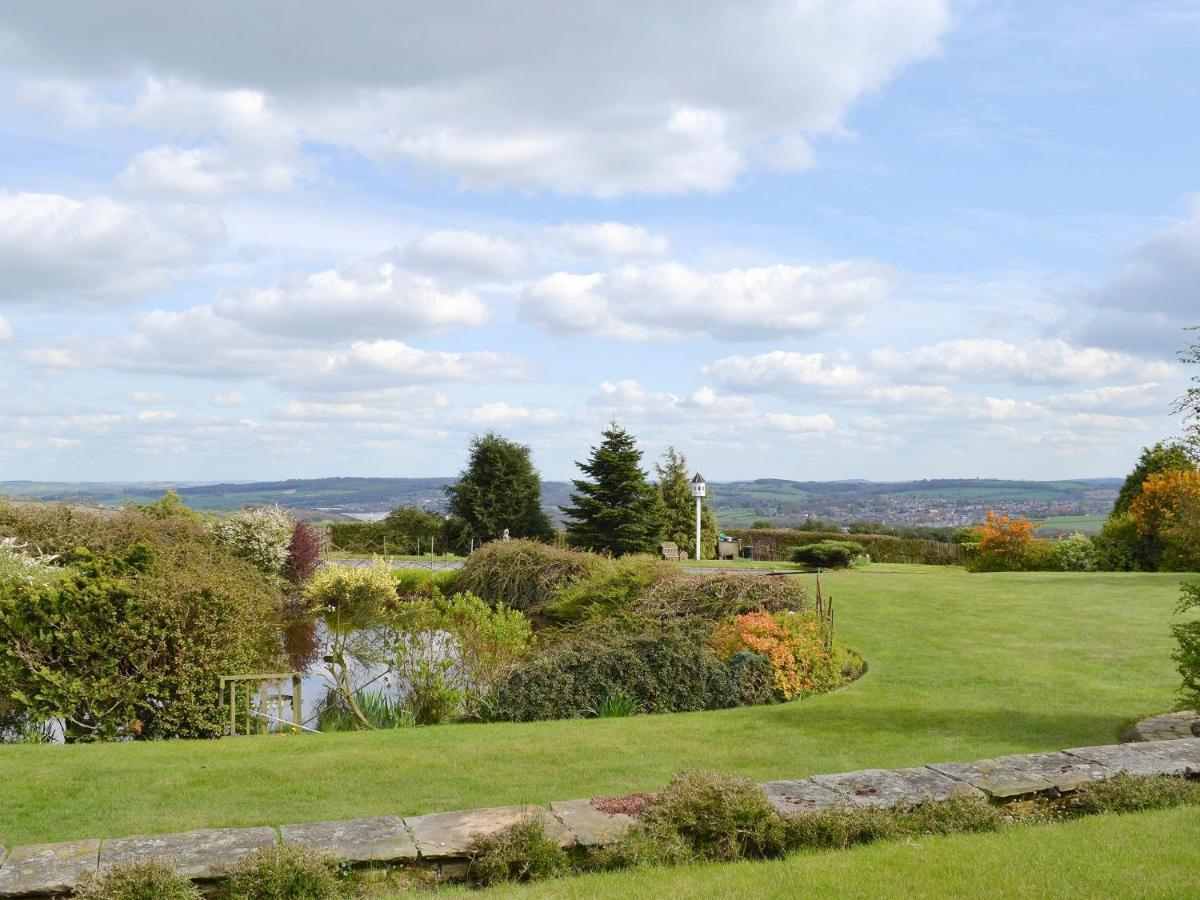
(446, 432), (554, 551)
(1112, 441), (1197, 517)
(655, 446), (718, 559)
(562, 422), (662, 556)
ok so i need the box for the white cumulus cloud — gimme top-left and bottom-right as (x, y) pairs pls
(521, 262), (890, 341)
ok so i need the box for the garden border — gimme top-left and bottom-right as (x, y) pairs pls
(1, 735), (1198, 897)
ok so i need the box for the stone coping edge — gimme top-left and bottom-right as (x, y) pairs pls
(1, 736), (1197, 897)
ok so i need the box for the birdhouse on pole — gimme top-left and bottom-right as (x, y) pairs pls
(691, 473), (707, 498)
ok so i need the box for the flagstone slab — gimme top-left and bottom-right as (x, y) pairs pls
(549, 800), (636, 847)
(761, 779), (846, 815)
(0, 839), (100, 898)
(927, 760), (1056, 799)
(281, 817), (417, 863)
(1123, 711), (1199, 742)
(98, 827), (277, 881)
(811, 767), (982, 809)
(1127, 737), (1200, 775)
(994, 752), (1113, 793)
(406, 806), (574, 860)
(1063, 743), (1186, 777)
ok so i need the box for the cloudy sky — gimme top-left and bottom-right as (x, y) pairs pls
(0, 1), (1197, 483)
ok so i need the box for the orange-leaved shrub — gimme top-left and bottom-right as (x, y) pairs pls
(709, 611), (837, 700)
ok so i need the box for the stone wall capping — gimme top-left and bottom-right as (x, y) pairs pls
(279, 817), (418, 864)
(2, 736), (1197, 897)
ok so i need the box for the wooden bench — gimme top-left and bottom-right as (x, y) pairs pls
(660, 541), (682, 561)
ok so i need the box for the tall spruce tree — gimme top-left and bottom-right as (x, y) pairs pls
(656, 446), (718, 559)
(562, 422), (662, 555)
(446, 433), (554, 550)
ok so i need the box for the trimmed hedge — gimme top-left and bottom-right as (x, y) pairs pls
(790, 540), (864, 568)
(729, 528), (964, 566)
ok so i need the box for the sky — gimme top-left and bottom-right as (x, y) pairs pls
(0, 1), (1197, 483)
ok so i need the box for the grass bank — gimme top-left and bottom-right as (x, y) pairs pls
(0, 566), (1190, 847)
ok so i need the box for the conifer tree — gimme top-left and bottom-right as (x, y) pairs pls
(562, 422), (662, 555)
(656, 446), (717, 558)
(446, 432), (554, 550)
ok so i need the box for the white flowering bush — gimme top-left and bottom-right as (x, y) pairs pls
(0, 537), (60, 588)
(1053, 532), (1100, 572)
(209, 506), (293, 577)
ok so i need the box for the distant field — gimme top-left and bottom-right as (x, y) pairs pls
(1036, 514), (1108, 536)
(2, 475), (1122, 530)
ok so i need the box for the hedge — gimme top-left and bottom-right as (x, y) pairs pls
(728, 529), (964, 566)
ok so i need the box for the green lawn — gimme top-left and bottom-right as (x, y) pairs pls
(0, 566), (1192, 849)
(465, 806), (1200, 899)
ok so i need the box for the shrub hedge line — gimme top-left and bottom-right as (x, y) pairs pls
(728, 528), (964, 566)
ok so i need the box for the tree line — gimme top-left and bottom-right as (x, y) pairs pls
(331, 423), (717, 558)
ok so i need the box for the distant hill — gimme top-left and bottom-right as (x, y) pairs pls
(2, 475), (1121, 529)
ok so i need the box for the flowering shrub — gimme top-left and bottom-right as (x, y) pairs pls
(709, 611), (837, 701)
(1052, 533), (1099, 572)
(0, 537), (59, 589)
(209, 506), (294, 578)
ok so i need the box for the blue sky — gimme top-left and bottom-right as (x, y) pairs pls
(0, 1), (1197, 483)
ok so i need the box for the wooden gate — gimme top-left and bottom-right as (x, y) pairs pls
(219, 673), (312, 736)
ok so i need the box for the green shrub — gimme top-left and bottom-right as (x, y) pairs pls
(224, 844), (347, 900)
(1051, 533), (1099, 571)
(1071, 773), (1200, 815)
(781, 805), (897, 850)
(591, 824), (693, 870)
(642, 572), (807, 620)
(455, 539), (602, 614)
(387, 592), (533, 722)
(893, 794), (1003, 835)
(638, 771), (787, 862)
(790, 540), (865, 568)
(1176, 581), (1200, 713)
(0, 541), (280, 741)
(328, 506), (447, 555)
(544, 555), (672, 622)
(488, 627), (738, 721)
(1093, 513), (1141, 571)
(727, 651), (776, 706)
(465, 817), (570, 887)
(730, 528), (964, 566)
(74, 860), (199, 900)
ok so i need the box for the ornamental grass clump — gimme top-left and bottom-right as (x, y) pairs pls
(642, 572), (807, 620)
(635, 770), (788, 863)
(465, 817), (570, 888)
(73, 860), (199, 900)
(224, 844), (348, 899)
(455, 539), (602, 614)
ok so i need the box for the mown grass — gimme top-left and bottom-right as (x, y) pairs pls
(458, 806), (1200, 899)
(0, 566), (1190, 847)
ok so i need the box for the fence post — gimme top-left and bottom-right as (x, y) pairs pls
(292, 674), (302, 729)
